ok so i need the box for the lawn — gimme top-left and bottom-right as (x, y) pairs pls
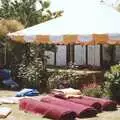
(0, 90), (120, 120)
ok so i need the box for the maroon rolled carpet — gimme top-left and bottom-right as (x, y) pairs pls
(68, 98), (102, 112)
(19, 98), (76, 120)
(82, 96), (117, 111)
(41, 96), (97, 118)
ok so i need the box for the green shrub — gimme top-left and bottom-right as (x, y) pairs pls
(16, 44), (49, 92)
(103, 63), (120, 101)
(48, 70), (103, 98)
(48, 70), (85, 89)
(82, 85), (103, 98)
(48, 70), (97, 90)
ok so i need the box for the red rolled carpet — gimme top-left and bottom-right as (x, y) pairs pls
(68, 98), (102, 112)
(19, 98), (76, 120)
(82, 96), (117, 111)
(41, 96), (97, 118)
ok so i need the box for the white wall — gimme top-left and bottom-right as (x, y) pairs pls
(88, 45), (100, 66)
(56, 45), (66, 66)
(74, 45), (86, 65)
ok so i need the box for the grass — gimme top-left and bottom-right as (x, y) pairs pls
(0, 90), (120, 120)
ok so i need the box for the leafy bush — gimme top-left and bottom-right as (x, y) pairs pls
(82, 84), (103, 98)
(16, 44), (49, 92)
(48, 70), (87, 89)
(48, 70), (103, 98)
(103, 64), (120, 101)
(48, 70), (99, 90)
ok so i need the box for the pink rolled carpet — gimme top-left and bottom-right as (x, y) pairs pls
(19, 98), (76, 120)
(82, 96), (117, 111)
(68, 98), (102, 112)
(50, 88), (117, 111)
(41, 96), (97, 118)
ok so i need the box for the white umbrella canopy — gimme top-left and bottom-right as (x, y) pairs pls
(8, 0), (120, 45)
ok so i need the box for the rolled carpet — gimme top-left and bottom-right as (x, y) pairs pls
(41, 96), (97, 118)
(68, 98), (102, 112)
(19, 98), (76, 120)
(82, 96), (117, 111)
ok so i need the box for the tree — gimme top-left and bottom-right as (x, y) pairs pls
(17, 44), (54, 91)
(0, 0), (63, 27)
(0, 0), (60, 67)
(0, 19), (24, 36)
(0, 0), (61, 66)
(0, 0), (60, 90)
(0, 19), (24, 66)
